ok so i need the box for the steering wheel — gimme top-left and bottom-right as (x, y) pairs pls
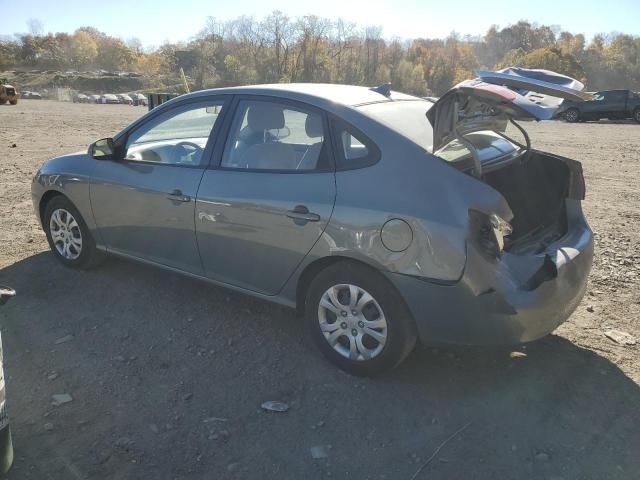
(173, 141), (204, 164)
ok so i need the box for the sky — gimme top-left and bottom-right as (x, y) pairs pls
(3, 0), (639, 47)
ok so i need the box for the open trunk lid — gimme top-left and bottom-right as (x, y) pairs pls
(427, 68), (590, 255)
(427, 67), (592, 155)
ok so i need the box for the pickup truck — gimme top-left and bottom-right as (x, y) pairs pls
(560, 89), (640, 123)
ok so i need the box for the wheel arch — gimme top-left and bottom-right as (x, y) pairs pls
(39, 190), (65, 226)
(295, 255), (394, 316)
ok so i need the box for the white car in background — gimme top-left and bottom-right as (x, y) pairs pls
(99, 94), (120, 104)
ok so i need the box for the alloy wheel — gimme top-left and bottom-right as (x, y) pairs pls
(317, 284), (388, 361)
(49, 208), (83, 260)
(565, 109), (578, 122)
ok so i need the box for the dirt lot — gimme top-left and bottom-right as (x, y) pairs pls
(0, 100), (639, 479)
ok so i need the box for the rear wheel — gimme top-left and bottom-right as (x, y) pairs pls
(564, 108), (580, 123)
(43, 196), (102, 269)
(305, 262), (417, 376)
(633, 108), (640, 124)
(9, 100), (16, 105)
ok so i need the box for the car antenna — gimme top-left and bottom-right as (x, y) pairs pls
(370, 83), (392, 98)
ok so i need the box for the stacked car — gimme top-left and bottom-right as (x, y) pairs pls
(73, 93), (89, 103)
(22, 91), (43, 99)
(130, 93), (148, 106)
(73, 92), (147, 106)
(99, 94), (120, 104)
(116, 94), (133, 105)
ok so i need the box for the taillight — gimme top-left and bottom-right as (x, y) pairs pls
(469, 210), (513, 256)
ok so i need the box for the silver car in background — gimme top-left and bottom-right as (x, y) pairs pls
(32, 69), (593, 375)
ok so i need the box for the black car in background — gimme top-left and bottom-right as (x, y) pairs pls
(561, 89), (640, 123)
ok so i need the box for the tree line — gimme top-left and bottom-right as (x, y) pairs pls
(1, 14), (639, 95)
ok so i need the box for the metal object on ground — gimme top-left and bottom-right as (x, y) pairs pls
(0, 286), (15, 475)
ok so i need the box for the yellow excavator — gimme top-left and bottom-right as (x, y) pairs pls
(0, 79), (18, 105)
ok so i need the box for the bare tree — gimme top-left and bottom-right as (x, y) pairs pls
(27, 18), (44, 36)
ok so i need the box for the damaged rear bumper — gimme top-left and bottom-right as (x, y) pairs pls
(389, 200), (593, 345)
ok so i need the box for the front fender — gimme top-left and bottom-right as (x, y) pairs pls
(32, 153), (101, 245)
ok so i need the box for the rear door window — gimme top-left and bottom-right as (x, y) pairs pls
(331, 121), (380, 170)
(220, 99), (331, 171)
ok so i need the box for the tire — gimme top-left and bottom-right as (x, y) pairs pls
(304, 261), (417, 376)
(633, 108), (640, 124)
(564, 108), (580, 123)
(9, 100), (16, 105)
(43, 195), (102, 269)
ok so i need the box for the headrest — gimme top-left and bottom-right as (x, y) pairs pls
(247, 104), (285, 130)
(305, 114), (324, 138)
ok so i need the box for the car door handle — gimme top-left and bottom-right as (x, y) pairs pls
(286, 205), (320, 222)
(167, 189), (191, 202)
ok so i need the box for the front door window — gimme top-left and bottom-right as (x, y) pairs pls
(125, 102), (224, 166)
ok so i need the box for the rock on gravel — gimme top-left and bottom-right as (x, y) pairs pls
(51, 393), (73, 406)
(604, 329), (637, 346)
(310, 445), (329, 459)
(261, 400), (289, 413)
(535, 451), (550, 462)
(54, 334), (73, 344)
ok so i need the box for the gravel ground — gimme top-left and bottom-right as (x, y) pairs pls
(0, 100), (638, 480)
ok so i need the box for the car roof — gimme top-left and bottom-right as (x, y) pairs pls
(184, 83), (420, 109)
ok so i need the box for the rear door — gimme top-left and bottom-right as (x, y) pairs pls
(605, 90), (628, 118)
(195, 97), (336, 295)
(581, 91), (614, 118)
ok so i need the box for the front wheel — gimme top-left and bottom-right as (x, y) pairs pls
(633, 108), (640, 124)
(305, 262), (417, 376)
(564, 108), (580, 123)
(43, 196), (102, 269)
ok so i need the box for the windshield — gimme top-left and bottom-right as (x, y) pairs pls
(358, 100), (434, 151)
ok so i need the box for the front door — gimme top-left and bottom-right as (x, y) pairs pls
(581, 91), (623, 118)
(196, 98), (336, 295)
(90, 98), (227, 274)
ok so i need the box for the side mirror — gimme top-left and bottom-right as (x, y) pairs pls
(88, 137), (118, 160)
(0, 286), (15, 306)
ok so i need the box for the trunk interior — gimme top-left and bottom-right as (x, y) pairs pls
(483, 152), (571, 254)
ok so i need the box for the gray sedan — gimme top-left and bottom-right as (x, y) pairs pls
(32, 70), (593, 375)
